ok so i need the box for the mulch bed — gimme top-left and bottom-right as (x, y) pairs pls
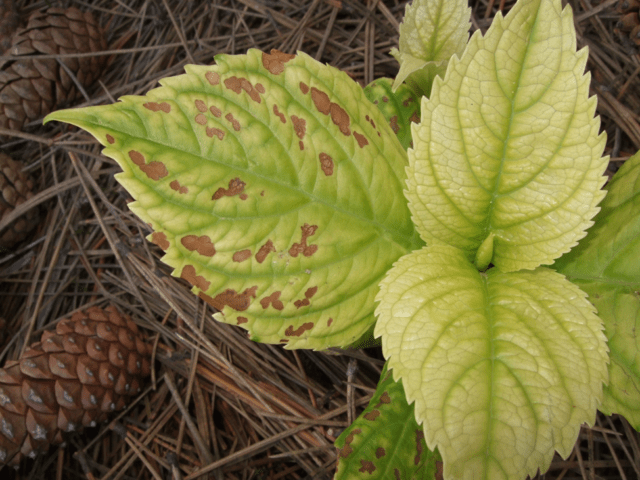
(1, 0), (639, 478)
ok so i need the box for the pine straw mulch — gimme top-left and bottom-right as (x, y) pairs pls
(0, 0), (639, 479)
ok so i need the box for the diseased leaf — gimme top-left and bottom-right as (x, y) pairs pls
(390, 0), (470, 96)
(375, 244), (608, 480)
(364, 78), (421, 151)
(45, 49), (423, 349)
(335, 362), (441, 479)
(553, 152), (640, 428)
(407, 0), (608, 272)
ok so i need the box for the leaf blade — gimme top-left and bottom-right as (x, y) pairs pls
(46, 49), (422, 349)
(375, 245), (608, 479)
(406, 0), (608, 272)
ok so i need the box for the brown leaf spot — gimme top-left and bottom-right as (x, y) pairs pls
(225, 113), (241, 131)
(141, 162), (168, 181)
(365, 114), (376, 128)
(255, 239), (276, 263)
(181, 235), (216, 257)
(284, 322), (313, 337)
(291, 115), (306, 139)
(206, 127), (225, 140)
(305, 286), (318, 299)
(261, 49), (296, 75)
(205, 71), (220, 86)
(256, 83), (265, 94)
(299, 141), (304, 151)
(128, 150), (145, 166)
(237, 316), (248, 325)
(410, 112), (420, 124)
(310, 87), (351, 136)
(436, 461), (444, 480)
(338, 445), (353, 458)
(206, 286), (258, 311)
(415, 430), (424, 465)
(327, 318), (333, 326)
(382, 96), (389, 103)
(195, 113), (207, 125)
(311, 87), (331, 115)
(403, 97), (414, 107)
(330, 103), (351, 136)
(144, 102), (171, 113)
(359, 460), (376, 474)
(240, 193), (248, 200)
(294, 298), (310, 309)
(260, 191), (265, 196)
(273, 104), (286, 123)
(319, 153), (334, 176)
(389, 115), (399, 134)
(289, 224), (318, 257)
(232, 249), (251, 262)
(181, 265), (211, 291)
(210, 105), (222, 117)
(375, 447), (386, 458)
(106, 134), (115, 144)
(224, 76), (262, 103)
(151, 232), (169, 250)
(170, 180), (188, 194)
(394, 469), (401, 480)
(212, 178), (246, 200)
(260, 291), (284, 310)
(353, 131), (368, 148)
(375, 392), (391, 408)
(300, 82), (309, 94)
(280, 339), (288, 343)
(195, 99), (207, 112)
(364, 409), (381, 421)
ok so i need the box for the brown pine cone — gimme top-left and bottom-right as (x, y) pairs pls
(0, 0), (20, 54)
(0, 152), (38, 250)
(0, 306), (152, 467)
(0, 7), (107, 132)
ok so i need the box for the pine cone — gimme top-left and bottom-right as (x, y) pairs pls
(0, 7), (107, 132)
(0, 0), (20, 54)
(0, 306), (152, 468)
(615, 0), (640, 44)
(0, 152), (38, 250)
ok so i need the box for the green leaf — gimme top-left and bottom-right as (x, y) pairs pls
(390, 0), (471, 96)
(375, 245), (608, 480)
(45, 49), (423, 350)
(406, 0), (608, 272)
(553, 152), (640, 428)
(335, 362), (441, 479)
(364, 78), (421, 151)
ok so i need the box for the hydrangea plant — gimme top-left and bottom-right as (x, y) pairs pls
(45, 0), (640, 478)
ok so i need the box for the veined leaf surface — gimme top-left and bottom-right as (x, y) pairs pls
(390, 0), (470, 96)
(334, 362), (441, 479)
(375, 245), (608, 480)
(45, 49), (422, 349)
(407, 0), (608, 272)
(553, 152), (640, 428)
(364, 77), (421, 151)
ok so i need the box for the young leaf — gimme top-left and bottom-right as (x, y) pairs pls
(552, 152), (640, 428)
(335, 362), (441, 479)
(45, 49), (423, 350)
(390, 0), (471, 96)
(375, 244), (608, 480)
(364, 78), (421, 151)
(407, 0), (608, 272)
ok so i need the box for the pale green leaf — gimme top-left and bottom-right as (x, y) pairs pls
(375, 245), (608, 480)
(335, 362), (441, 479)
(45, 49), (423, 349)
(407, 0), (608, 272)
(364, 77), (421, 151)
(553, 152), (640, 428)
(391, 0), (471, 95)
